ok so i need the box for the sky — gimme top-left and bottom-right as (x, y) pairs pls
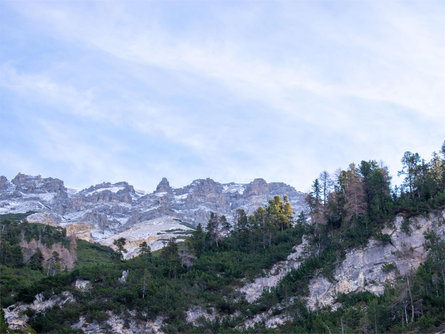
(0, 0), (444, 192)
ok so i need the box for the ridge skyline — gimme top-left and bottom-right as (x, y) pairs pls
(1, 172), (307, 195)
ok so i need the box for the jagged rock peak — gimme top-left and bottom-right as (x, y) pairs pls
(11, 173), (66, 193)
(244, 178), (269, 196)
(0, 176), (9, 190)
(155, 177), (172, 193)
(190, 178), (222, 194)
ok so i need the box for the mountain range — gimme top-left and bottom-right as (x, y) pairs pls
(0, 173), (307, 254)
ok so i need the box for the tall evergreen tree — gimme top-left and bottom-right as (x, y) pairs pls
(138, 241), (152, 260)
(399, 151), (421, 198)
(113, 237), (127, 260)
(161, 238), (181, 279)
(234, 209), (249, 250)
(190, 223), (206, 257)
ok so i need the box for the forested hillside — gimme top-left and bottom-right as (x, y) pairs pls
(1, 142), (444, 333)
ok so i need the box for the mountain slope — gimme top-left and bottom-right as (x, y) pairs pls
(0, 174), (307, 254)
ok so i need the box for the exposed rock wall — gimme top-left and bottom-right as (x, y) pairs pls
(20, 236), (77, 271)
(4, 292), (74, 330)
(0, 173), (307, 245)
(186, 306), (217, 326)
(65, 223), (93, 242)
(4, 292), (163, 334)
(239, 237), (309, 302)
(72, 312), (165, 334)
(307, 210), (445, 310)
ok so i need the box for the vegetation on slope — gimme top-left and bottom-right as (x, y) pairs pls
(0, 141), (444, 333)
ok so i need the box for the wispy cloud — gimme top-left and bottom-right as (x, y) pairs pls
(0, 0), (443, 191)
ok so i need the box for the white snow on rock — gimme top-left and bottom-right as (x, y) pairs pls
(223, 184), (245, 195)
(84, 186), (126, 195)
(174, 193), (188, 201)
(0, 200), (45, 214)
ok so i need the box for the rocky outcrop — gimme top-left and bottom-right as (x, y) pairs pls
(26, 212), (61, 226)
(4, 290), (163, 334)
(155, 177), (173, 194)
(4, 292), (74, 330)
(65, 223), (93, 242)
(74, 279), (92, 291)
(72, 312), (165, 334)
(307, 210), (445, 310)
(186, 306), (217, 326)
(240, 237), (309, 302)
(244, 310), (292, 329)
(0, 176), (9, 191)
(244, 178), (269, 197)
(101, 217), (193, 259)
(20, 236), (77, 271)
(11, 173), (66, 194)
(0, 173), (307, 249)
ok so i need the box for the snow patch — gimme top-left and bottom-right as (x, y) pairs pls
(84, 186), (125, 196)
(223, 184), (245, 195)
(0, 200), (45, 214)
(174, 193), (188, 201)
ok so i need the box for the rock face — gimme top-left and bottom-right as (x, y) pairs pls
(72, 312), (165, 334)
(155, 177), (173, 194)
(306, 210), (445, 310)
(65, 223), (93, 242)
(74, 279), (91, 291)
(4, 292), (74, 330)
(186, 306), (217, 326)
(20, 236), (77, 271)
(4, 291), (163, 334)
(0, 174), (307, 254)
(240, 237), (309, 303)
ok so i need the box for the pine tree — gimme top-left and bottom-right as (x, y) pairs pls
(190, 223), (206, 257)
(113, 237), (127, 260)
(206, 212), (219, 247)
(234, 209), (249, 250)
(29, 248), (44, 271)
(399, 151), (421, 198)
(139, 241), (152, 260)
(319, 171), (333, 205)
(161, 238), (181, 279)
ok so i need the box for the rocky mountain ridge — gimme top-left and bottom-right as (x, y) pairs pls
(0, 173), (307, 252)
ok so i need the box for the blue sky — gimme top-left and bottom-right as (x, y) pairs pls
(0, 0), (444, 192)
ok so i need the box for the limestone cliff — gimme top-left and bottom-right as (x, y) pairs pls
(0, 173), (307, 253)
(20, 234), (77, 271)
(307, 210), (445, 310)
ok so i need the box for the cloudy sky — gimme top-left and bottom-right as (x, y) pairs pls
(1, 0), (444, 192)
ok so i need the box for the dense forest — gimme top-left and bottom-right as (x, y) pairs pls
(1, 141), (444, 333)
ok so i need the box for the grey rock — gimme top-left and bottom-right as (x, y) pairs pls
(4, 291), (74, 330)
(240, 236), (310, 303)
(0, 173), (308, 244)
(155, 177), (173, 193)
(12, 173), (66, 194)
(306, 210), (445, 310)
(0, 176), (9, 191)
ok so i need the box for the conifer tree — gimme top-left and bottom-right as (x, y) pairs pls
(161, 238), (180, 279)
(138, 241), (152, 260)
(113, 237), (127, 260)
(190, 223), (206, 257)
